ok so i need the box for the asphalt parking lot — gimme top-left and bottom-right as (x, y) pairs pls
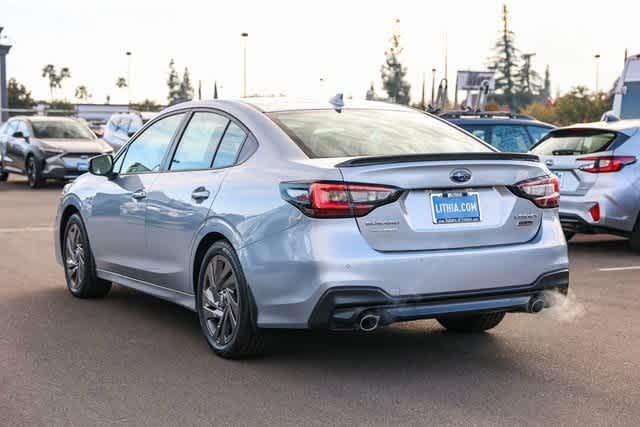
(1, 175), (639, 426)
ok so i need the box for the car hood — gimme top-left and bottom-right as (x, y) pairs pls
(39, 138), (112, 154)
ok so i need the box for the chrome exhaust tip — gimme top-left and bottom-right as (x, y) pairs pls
(528, 297), (545, 314)
(359, 313), (380, 332)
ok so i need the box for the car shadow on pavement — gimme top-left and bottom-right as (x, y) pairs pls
(0, 178), (66, 192)
(568, 235), (632, 256)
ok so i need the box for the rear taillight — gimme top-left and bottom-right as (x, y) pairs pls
(280, 181), (401, 218)
(510, 175), (560, 208)
(578, 155), (636, 173)
(589, 203), (601, 222)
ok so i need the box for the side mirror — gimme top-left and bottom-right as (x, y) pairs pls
(12, 131), (28, 142)
(89, 154), (114, 177)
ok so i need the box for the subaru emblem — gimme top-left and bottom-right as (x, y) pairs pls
(450, 168), (472, 183)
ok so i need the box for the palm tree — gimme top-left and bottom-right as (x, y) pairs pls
(41, 64), (57, 100)
(74, 85), (91, 101)
(116, 77), (127, 89)
(41, 65), (72, 100)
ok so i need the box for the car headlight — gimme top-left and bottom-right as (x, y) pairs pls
(43, 148), (64, 157)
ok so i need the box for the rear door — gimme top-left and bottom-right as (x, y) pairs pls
(339, 156), (545, 251)
(531, 129), (618, 195)
(145, 111), (248, 293)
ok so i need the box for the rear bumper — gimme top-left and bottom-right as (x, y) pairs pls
(239, 211), (568, 329)
(560, 213), (630, 237)
(310, 270), (569, 330)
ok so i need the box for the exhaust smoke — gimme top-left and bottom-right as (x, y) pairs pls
(541, 289), (586, 322)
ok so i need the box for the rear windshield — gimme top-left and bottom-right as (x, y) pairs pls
(531, 130), (616, 156)
(268, 109), (493, 158)
(31, 120), (96, 139)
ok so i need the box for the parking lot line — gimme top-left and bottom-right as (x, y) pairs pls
(0, 226), (54, 233)
(598, 266), (640, 272)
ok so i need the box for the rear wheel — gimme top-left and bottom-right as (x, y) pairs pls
(26, 156), (44, 188)
(63, 214), (111, 298)
(437, 312), (505, 333)
(196, 241), (265, 359)
(0, 171), (8, 182)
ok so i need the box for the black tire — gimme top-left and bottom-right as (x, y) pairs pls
(630, 217), (640, 253)
(563, 230), (576, 242)
(0, 171), (8, 182)
(437, 312), (505, 333)
(26, 156), (44, 188)
(62, 214), (111, 298)
(196, 240), (265, 359)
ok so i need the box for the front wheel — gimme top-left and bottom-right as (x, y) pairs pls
(437, 312), (505, 333)
(63, 214), (112, 298)
(196, 241), (265, 358)
(0, 171), (8, 182)
(26, 156), (44, 188)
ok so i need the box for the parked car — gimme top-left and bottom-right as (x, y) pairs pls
(441, 111), (554, 152)
(0, 116), (113, 187)
(530, 120), (640, 249)
(102, 111), (158, 152)
(55, 98), (568, 358)
(606, 53), (640, 120)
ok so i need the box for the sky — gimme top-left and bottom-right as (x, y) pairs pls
(2, 0), (639, 105)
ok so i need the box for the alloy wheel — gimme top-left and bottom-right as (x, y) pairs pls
(65, 223), (85, 290)
(202, 255), (240, 346)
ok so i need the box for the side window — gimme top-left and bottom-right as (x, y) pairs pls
(18, 121), (30, 137)
(490, 126), (531, 153)
(170, 112), (229, 171)
(212, 122), (247, 168)
(117, 118), (131, 134)
(108, 118), (119, 132)
(120, 113), (185, 174)
(6, 121), (17, 136)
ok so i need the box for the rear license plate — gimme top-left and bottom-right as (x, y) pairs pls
(77, 160), (88, 172)
(431, 192), (481, 224)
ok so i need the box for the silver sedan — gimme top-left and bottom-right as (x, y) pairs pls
(55, 98), (568, 358)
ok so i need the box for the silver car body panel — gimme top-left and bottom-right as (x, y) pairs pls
(55, 99), (569, 328)
(534, 121), (640, 233)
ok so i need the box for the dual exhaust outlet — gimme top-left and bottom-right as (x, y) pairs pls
(356, 295), (546, 332)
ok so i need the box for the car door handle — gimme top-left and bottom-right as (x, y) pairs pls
(131, 189), (147, 200)
(191, 187), (210, 201)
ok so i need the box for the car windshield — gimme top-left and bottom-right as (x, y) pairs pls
(268, 109), (493, 158)
(531, 130), (616, 156)
(31, 120), (96, 139)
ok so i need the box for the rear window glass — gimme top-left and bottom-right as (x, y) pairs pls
(531, 130), (616, 156)
(268, 109), (492, 158)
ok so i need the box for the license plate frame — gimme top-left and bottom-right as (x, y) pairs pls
(430, 191), (481, 224)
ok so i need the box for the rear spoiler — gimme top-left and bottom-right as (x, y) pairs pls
(336, 152), (540, 167)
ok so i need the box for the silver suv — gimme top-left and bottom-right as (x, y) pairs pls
(531, 120), (640, 250)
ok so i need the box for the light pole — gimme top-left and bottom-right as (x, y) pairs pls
(241, 33), (248, 97)
(126, 51), (132, 104)
(594, 53), (601, 93)
(430, 68), (436, 106)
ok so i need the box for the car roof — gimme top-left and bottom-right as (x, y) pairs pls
(161, 97), (413, 115)
(448, 117), (554, 127)
(555, 119), (640, 136)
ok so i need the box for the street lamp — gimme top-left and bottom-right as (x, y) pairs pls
(430, 68), (436, 106)
(241, 33), (248, 97)
(126, 51), (132, 104)
(594, 53), (601, 93)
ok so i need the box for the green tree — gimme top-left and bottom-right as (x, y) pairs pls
(7, 78), (35, 110)
(74, 85), (91, 101)
(167, 59), (181, 103)
(488, 4), (519, 110)
(521, 86), (611, 126)
(178, 67), (194, 100)
(380, 21), (411, 105)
